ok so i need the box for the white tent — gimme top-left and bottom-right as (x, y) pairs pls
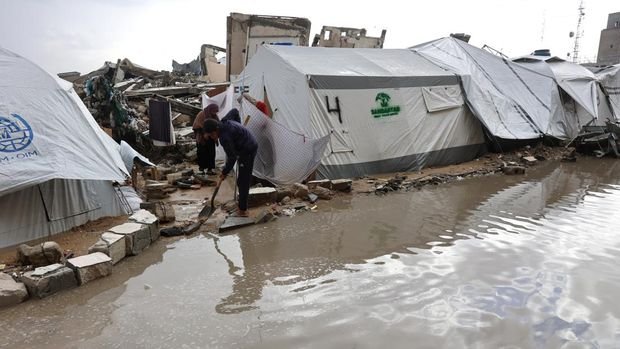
(512, 55), (612, 132)
(595, 64), (620, 121)
(236, 45), (486, 179)
(0, 47), (132, 247)
(412, 38), (573, 141)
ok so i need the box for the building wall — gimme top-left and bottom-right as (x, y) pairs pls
(597, 12), (620, 65)
(226, 13), (311, 81)
(312, 26), (386, 48)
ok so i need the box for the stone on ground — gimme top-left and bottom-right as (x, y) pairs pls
(311, 186), (334, 200)
(331, 179), (353, 192)
(129, 209), (160, 242)
(107, 223), (151, 256)
(307, 179), (332, 190)
(248, 187), (277, 208)
(21, 264), (77, 299)
(17, 241), (64, 267)
(66, 252), (112, 285)
(88, 232), (126, 265)
(292, 183), (309, 199)
(0, 273), (28, 308)
(276, 187), (294, 202)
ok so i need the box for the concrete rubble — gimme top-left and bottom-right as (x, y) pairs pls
(67, 253), (113, 285)
(88, 232), (127, 265)
(17, 242), (64, 267)
(108, 223), (151, 256)
(21, 264), (77, 299)
(0, 273), (28, 307)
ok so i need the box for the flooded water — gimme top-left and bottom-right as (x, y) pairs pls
(3, 158), (620, 348)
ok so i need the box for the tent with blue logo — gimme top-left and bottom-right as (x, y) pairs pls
(0, 47), (135, 248)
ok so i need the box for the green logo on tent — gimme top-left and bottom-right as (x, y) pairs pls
(371, 92), (400, 118)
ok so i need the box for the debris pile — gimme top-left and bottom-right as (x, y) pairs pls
(64, 55), (228, 161)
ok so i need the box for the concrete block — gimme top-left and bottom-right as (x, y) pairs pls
(0, 273), (28, 308)
(276, 187), (294, 202)
(88, 233), (126, 264)
(307, 179), (332, 190)
(248, 187), (277, 208)
(66, 252), (112, 285)
(331, 179), (352, 192)
(21, 264), (77, 299)
(141, 202), (176, 223)
(129, 209), (160, 242)
(108, 223), (151, 256)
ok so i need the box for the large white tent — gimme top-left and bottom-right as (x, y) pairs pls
(412, 38), (574, 141)
(595, 64), (620, 121)
(236, 45), (486, 179)
(0, 47), (132, 247)
(512, 55), (615, 132)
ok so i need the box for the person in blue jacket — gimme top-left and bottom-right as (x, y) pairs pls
(203, 118), (258, 217)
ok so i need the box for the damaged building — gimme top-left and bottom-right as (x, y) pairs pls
(226, 12), (312, 80)
(312, 26), (386, 48)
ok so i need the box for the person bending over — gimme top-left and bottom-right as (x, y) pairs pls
(203, 118), (258, 217)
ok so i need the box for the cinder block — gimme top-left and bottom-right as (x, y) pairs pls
(108, 223), (151, 256)
(21, 264), (77, 298)
(66, 253), (112, 285)
(88, 233), (126, 264)
(129, 209), (160, 242)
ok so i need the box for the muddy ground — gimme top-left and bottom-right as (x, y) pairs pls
(0, 144), (576, 270)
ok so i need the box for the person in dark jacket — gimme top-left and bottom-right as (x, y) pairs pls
(222, 108), (241, 123)
(204, 118), (258, 217)
(193, 104), (219, 175)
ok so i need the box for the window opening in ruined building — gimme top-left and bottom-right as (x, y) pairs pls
(324, 31), (330, 40)
(341, 31), (347, 37)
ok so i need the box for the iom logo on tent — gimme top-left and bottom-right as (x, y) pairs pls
(0, 114), (34, 153)
(371, 92), (401, 118)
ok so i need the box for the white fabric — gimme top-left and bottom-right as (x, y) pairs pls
(546, 60), (599, 119)
(241, 99), (330, 185)
(0, 46), (128, 196)
(421, 85), (464, 112)
(0, 180), (127, 247)
(596, 64), (620, 121)
(119, 141), (155, 172)
(412, 38), (571, 140)
(235, 45), (486, 178)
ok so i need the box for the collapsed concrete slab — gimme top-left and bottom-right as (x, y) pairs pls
(66, 252), (112, 285)
(88, 232), (127, 265)
(219, 216), (255, 233)
(21, 264), (77, 299)
(107, 223), (151, 256)
(129, 209), (160, 242)
(0, 273), (28, 308)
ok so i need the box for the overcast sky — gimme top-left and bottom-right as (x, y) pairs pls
(0, 0), (617, 74)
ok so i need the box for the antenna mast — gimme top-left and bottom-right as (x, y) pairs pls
(572, 0), (585, 63)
